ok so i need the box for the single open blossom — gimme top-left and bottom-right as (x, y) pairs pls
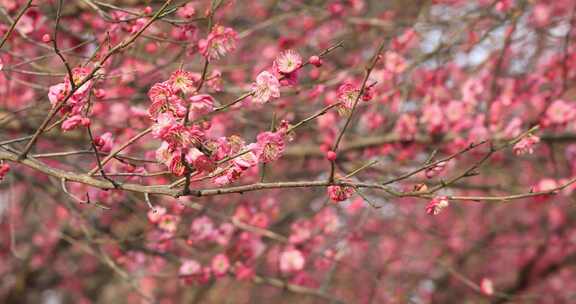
(48, 83), (68, 107)
(179, 259), (202, 283)
(61, 115), (90, 131)
(177, 2), (196, 18)
(147, 206), (167, 224)
(0, 163), (10, 181)
(480, 278), (494, 296)
(94, 132), (114, 153)
(425, 196), (450, 215)
(169, 154), (187, 176)
(211, 254), (230, 277)
(513, 134), (540, 155)
(168, 70), (200, 94)
(336, 82), (359, 116)
(251, 71), (280, 104)
(148, 82), (187, 119)
(279, 248), (305, 273)
(543, 100), (576, 127)
(254, 131), (285, 163)
(186, 148), (215, 173)
(158, 214), (180, 233)
(327, 185), (355, 202)
(274, 49), (302, 74)
(234, 262), (255, 281)
(198, 25), (237, 61)
(188, 94), (214, 118)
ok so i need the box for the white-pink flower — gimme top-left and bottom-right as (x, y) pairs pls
(252, 71), (280, 104)
(425, 196), (450, 215)
(274, 50), (302, 74)
(513, 134), (540, 156)
(211, 254), (230, 277)
(279, 247), (305, 273)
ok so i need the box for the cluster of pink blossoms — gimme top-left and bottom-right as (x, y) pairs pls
(513, 134), (541, 155)
(198, 25), (237, 61)
(48, 67), (94, 131)
(148, 69), (290, 184)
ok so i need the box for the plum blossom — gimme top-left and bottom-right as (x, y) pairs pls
(147, 206), (167, 224)
(179, 259), (205, 284)
(336, 82), (359, 116)
(543, 100), (576, 127)
(279, 247), (305, 273)
(48, 83), (68, 107)
(254, 131), (285, 163)
(158, 214), (180, 233)
(425, 196), (450, 215)
(93, 132), (114, 153)
(187, 94), (214, 118)
(177, 3), (196, 18)
(148, 82), (187, 119)
(168, 70), (200, 94)
(211, 254), (230, 277)
(327, 185), (355, 202)
(513, 134), (540, 155)
(384, 51), (407, 74)
(480, 278), (494, 296)
(198, 25), (237, 61)
(0, 163), (10, 182)
(274, 49), (302, 74)
(61, 115), (90, 131)
(251, 71), (280, 104)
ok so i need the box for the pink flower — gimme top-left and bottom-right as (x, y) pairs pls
(513, 135), (540, 155)
(480, 278), (494, 296)
(0, 163), (10, 181)
(544, 100), (576, 127)
(187, 216), (217, 244)
(148, 83), (187, 119)
(233, 145), (258, 169)
(234, 262), (254, 281)
(61, 115), (90, 131)
(211, 254), (230, 277)
(251, 71), (280, 104)
(327, 185), (354, 202)
(254, 131), (285, 163)
(274, 49), (302, 74)
(94, 132), (114, 153)
(198, 25), (237, 61)
(214, 165), (244, 186)
(187, 94), (214, 118)
(425, 196), (450, 215)
(147, 206), (167, 224)
(279, 248), (305, 273)
(168, 153), (187, 176)
(149, 82), (174, 103)
(168, 70), (200, 94)
(179, 259), (203, 284)
(384, 51), (407, 74)
(48, 83), (68, 107)
(186, 148), (215, 173)
(394, 114), (418, 140)
(421, 103), (446, 134)
(336, 82), (359, 116)
(158, 214), (180, 233)
(155, 147), (173, 171)
(177, 3), (196, 18)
